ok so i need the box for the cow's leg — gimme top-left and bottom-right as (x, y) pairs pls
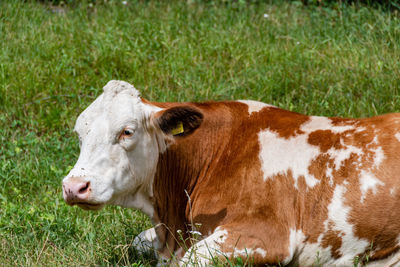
(178, 227), (228, 266)
(132, 227), (160, 256)
(133, 227), (174, 266)
(179, 224), (291, 266)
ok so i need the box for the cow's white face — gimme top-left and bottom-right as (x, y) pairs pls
(62, 80), (203, 215)
(62, 81), (163, 213)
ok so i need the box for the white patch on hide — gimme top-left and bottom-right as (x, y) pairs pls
(355, 127), (367, 133)
(300, 116), (355, 133)
(326, 167), (334, 186)
(284, 229), (306, 264)
(367, 136), (385, 169)
(325, 185), (369, 260)
(327, 144), (363, 171)
(390, 188), (396, 196)
(180, 227), (228, 266)
(238, 100), (275, 115)
(297, 242), (333, 266)
(233, 247), (267, 259)
(359, 171), (384, 203)
(298, 184), (370, 266)
(257, 115), (364, 188)
(371, 146), (385, 168)
(254, 248), (267, 258)
(258, 130), (320, 188)
(395, 132), (400, 142)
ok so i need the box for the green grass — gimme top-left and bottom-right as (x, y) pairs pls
(0, 0), (399, 265)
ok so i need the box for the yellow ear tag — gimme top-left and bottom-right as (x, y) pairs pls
(171, 121), (184, 136)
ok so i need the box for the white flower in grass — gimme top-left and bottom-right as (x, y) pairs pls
(122, 1), (127, 5)
(189, 230), (202, 236)
(263, 13), (269, 18)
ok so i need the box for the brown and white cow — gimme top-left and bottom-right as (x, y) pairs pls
(63, 80), (400, 266)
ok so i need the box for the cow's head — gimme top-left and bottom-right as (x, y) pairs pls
(62, 80), (203, 213)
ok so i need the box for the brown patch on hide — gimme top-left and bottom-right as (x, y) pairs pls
(308, 130), (343, 152)
(321, 227), (343, 259)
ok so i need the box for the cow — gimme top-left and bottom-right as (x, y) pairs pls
(62, 80), (400, 266)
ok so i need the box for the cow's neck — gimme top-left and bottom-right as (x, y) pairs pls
(112, 181), (155, 218)
(151, 102), (232, 255)
(152, 140), (216, 255)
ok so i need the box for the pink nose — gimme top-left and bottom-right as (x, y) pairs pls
(63, 177), (91, 205)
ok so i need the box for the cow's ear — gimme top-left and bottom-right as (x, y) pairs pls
(155, 106), (203, 137)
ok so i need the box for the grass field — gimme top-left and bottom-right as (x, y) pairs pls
(1, 0), (400, 265)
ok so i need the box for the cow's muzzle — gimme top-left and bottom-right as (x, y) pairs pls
(62, 176), (92, 206)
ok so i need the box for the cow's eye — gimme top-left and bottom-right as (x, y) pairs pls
(120, 128), (134, 139)
(124, 130), (133, 136)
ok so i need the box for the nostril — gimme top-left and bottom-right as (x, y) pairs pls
(79, 182), (90, 194)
